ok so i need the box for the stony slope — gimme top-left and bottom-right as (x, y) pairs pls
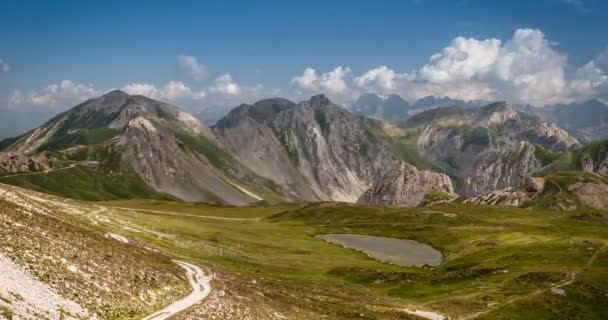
(0, 182), (189, 319)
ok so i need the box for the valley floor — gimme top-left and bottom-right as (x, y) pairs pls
(1, 183), (608, 319)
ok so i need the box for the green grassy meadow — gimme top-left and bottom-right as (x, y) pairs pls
(88, 200), (608, 319)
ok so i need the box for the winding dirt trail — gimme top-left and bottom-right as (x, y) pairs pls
(142, 261), (212, 320)
(109, 206), (263, 221)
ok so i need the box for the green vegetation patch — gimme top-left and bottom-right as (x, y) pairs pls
(175, 131), (232, 169)
(39, 128), (121, 151)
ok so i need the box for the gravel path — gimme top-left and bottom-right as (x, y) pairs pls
(142, 261), (212, 320)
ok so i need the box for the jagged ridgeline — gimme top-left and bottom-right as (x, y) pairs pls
(1, 90), (607, 208)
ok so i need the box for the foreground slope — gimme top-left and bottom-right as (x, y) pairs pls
(0, 183), (189, 319)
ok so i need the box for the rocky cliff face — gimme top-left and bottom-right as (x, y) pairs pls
(462, 142), (542, 196)
(357, 161), (454, 207)
(580, 151), (608, 175)
(215, 95), (397, 202)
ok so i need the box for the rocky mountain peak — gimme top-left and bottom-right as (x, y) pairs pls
(306, 94), (332, 108)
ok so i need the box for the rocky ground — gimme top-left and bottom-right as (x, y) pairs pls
(0, 183), (189, 319)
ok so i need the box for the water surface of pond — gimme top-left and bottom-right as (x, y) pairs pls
(318, 234), (442, 267)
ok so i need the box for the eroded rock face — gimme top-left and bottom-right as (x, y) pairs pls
(580, 152), (608, 175)
(357, 162), (454, 207)
(463, 142), (542, 196)
(0, 152), (49, 173)
(566, 181), (608, 210)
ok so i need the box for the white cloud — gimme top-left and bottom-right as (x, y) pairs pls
(123, 81), (206, 101)
(210, 74), (241, 95)
(9, 80), (101, 109)
(419, 37), (501, 83)
(0, 58), (11, 73)
(291, 68), (318, 90)
(353, 66), (412, 92)
(596, 46), (608, 73)
(346, 28), (608, 106)
(292, 66), (352, 94)
(318, 66), (351, 94)
(177, 55), (207, 80)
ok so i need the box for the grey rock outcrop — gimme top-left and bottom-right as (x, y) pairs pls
(357, 161), (454, 207)
(0, 152), (49, 173)
(464, 176), (545, 207)
(463, 142), (542, 196)
(580, 152), (608, 175)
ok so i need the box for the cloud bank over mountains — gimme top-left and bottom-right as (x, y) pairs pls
(4, 28), (608, 116)
(294, 29), (608, 106)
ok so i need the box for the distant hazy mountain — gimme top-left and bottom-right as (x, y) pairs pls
(350, 93), (411, 120)
(350, 93), (486, 121)
(536, 100), (608, 142)
(411, 95), (486, 110)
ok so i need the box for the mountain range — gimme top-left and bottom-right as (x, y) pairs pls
(1, 90), (607, 210)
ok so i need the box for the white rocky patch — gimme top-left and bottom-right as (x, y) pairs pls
(177, 111), (203, 133)
(0, 254), (93, 320)
(106, 233), (130, 244)
(405, 310), (447, 320)
(405, 309), (446, 320)
(129, 117), (157, 134)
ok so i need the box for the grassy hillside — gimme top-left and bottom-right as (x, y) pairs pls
(0, 143), (176, 201)
(539, 140), (608, 175)
(529, 171), (608, 211)
(88, 199), (608, 319)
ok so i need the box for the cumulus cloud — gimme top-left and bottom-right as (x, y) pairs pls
(177, 55), (207, 80)
(209, 74), (241, 95)
(292, 66), (352, 95)
(353, 66), (412, 92)
(291, 68), (318, 91)
(123, 80), (206, 101)
(347, 28), (608, 106)
(9, 80), (101, 109)
(0, 58), (11, 73)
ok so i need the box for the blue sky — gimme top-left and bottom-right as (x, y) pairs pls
(1, 0), (607, 121)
